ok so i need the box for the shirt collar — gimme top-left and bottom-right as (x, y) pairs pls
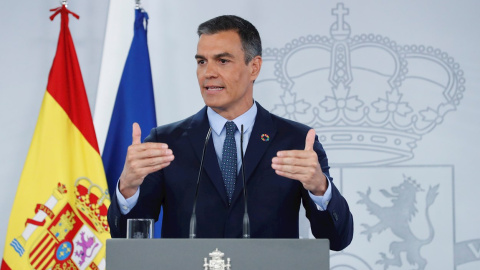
(207, 102), (257, 136)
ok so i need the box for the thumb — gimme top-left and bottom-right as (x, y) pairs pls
(304, 129), (316, 151)
(132, 122), (142, 145)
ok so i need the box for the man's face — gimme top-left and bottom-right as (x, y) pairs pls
(195, 30), (261, 120)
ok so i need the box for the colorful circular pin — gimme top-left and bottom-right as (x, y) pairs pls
(261, 134), (270, 141)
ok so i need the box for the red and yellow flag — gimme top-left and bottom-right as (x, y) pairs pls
(1, 6), (110, 270)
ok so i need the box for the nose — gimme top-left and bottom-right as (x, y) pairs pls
(203, 63), (218, 79)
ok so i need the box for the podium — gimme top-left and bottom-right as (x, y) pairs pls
(106, 238), (329, 269)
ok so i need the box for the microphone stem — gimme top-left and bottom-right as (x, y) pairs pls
(189, 127), (212, 239)
(189, 213), (196, 239)
(240, 125), (250, 238)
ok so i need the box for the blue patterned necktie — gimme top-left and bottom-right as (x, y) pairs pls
(221, 121), (237, 203)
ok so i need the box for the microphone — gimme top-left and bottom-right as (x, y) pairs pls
(240, 124), (250, 238)
(189, 127), (212, 239)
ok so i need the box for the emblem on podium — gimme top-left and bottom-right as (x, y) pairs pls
(203, 248), (231, 270)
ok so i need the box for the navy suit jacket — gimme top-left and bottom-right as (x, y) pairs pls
(108, 102), (353, 250)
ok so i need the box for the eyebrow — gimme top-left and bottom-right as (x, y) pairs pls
(195, 52), (235, 60)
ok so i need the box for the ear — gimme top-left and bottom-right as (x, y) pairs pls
(249, 56), (263, 80)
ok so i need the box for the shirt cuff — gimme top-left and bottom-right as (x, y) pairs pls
(116, 179), (140, 215)
(308, 173), (332, 211)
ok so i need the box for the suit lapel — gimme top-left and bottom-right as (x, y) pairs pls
(231, 103), (277, 205)
(243, 103), (277, 182)
(187, 107), (229, 206)
(187, 107), (210, 161)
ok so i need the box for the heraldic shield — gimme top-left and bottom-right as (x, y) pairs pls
(9, 178), (109, 270)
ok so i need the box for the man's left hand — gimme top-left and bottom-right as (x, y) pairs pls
(271, 129), (327, 196)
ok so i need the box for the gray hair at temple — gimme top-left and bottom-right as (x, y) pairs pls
(197, 15), (262, 64)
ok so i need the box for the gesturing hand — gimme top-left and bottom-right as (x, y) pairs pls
(119, 123), (175, 198)
(271, 129), (327, 196)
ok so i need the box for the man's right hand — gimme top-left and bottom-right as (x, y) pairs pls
(119, 123), (175, 198)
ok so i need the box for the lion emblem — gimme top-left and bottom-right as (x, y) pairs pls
(357, 175), (439, 270)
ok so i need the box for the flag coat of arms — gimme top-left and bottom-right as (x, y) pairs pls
(1, 5), (110, 270)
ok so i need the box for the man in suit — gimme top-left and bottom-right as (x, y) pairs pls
(108, 15), (353, 251)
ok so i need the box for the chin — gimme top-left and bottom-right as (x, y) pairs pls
(202, 95), (223, 108)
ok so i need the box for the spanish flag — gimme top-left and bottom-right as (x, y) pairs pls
(1, 5), (110, 270)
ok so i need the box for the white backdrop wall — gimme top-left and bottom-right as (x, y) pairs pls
(1, 1), (480, 269)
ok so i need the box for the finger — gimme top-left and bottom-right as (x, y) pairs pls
(272, 156), (304, 166)
(272, 163), (310, 175)
(273, 169), (307, 182)
(273, 157), (318, 170)
(133, 148), (173, 160)
(304, 129), (315, 151)
(133, 162), (173, 178)
(132, 122), (142, 145)
(131, 144), (170, 153)
(132, 155), (175, 170)
(272, 156), (297, 166)
(128, 142), (168, 152)
(276, 150), (315, 158)
(141, 142), (169, 149)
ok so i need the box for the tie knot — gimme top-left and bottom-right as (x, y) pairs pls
(225, 121), (236, 135)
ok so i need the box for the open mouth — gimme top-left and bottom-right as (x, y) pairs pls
(205, 86), (225, 91)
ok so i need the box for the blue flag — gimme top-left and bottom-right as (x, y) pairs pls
(102, 9), (162, 237)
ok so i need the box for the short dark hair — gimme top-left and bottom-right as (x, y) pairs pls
(197, 15), (262, 64)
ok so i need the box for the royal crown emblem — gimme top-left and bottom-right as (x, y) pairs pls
(203, 248), (231, 270)
(74, 177), (110, 233)
(256, 2), (465, 166)
(9, 178), (110, 270)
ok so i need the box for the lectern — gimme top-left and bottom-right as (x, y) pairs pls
(106, 239), (329, 270)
